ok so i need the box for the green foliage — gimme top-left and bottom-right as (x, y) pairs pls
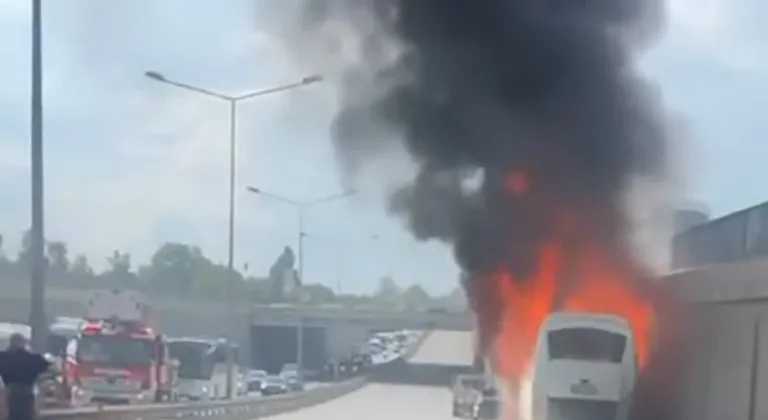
(0, 231), (466, 309)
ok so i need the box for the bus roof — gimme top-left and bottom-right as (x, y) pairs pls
(168, 337), (231, 346)
(541, 312), (631, 335)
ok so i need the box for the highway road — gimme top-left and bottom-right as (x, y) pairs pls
(267, 330), (473, 420)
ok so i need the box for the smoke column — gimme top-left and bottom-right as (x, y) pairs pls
(268, 0), (682, 418)
(274, 0), (669, 284)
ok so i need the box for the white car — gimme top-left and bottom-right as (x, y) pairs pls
(175, 379), (212, 401)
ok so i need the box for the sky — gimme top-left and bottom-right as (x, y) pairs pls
(0, 0), (766, 295)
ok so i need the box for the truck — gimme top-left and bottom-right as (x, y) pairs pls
(59, 289), (178, 405)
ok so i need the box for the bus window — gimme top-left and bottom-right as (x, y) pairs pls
(548, 328), (626, 363)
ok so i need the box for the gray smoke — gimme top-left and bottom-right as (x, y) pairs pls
(267, 0), (670, 280)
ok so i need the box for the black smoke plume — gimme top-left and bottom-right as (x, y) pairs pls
(270, 0), (681, 418)
(277, 0), (669, 278)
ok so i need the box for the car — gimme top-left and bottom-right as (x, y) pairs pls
(280, 371), (305, 392)
(245, 370), (267, 393)
(175, 379), (212, 401)
(236, 373), (248, 396)
(472, 388), (500, 420)
(280, 363), (298, 375)
(260, 375), (289, 396)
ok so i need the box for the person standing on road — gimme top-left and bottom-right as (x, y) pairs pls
(0, 333), (50, 420)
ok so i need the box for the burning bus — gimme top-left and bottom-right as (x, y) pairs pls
(526, 312), (639, 420)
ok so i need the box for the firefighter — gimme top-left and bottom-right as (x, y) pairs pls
(0, 333), (50, 420)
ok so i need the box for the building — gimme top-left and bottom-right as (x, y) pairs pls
(673, 202), (710, 234)
(671, 200), (768, 269)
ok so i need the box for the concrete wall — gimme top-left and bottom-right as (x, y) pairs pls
(663, 259), (768, 420)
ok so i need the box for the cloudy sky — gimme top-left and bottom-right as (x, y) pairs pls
(0, 0), (765, 294)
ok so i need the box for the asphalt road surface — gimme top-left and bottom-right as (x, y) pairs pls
(266, 331), (474, 420)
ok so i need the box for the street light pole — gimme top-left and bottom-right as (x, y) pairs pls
(29, 0), (47, 353)
(226, 100), (237, 339)
(245, 187), (354, 378)
(146, 71), (321, 399)
(297, 207), (305, 377)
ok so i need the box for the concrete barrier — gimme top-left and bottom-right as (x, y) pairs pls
(401, 330), (433, 361)
(40, 377), (366, 419)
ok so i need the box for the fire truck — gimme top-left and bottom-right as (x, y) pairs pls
(59, 289), (177, 405)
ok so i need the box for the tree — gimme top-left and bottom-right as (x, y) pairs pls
(373, 276), (402, 309)
(433, 285), (467, 310)
(46, 241), (69, 275)
(16, 229), (32, 266)
(103, 250), (136, 285)
(401, 284), (431, 310)
(70, 254), (94, 277)
(143, 243), (202, 295)
(0, 233), (6, 266)
(268, 246), (297, 302)
(190, 259), (245, 300)
(287, 283), (336, 305)
(244, 276), (272, 303)
(0, 230), (405, 306)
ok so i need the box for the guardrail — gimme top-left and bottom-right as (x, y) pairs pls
(40, 377), (366, 420)
(38, 331), (432, 420)
(400, 330), (432, 361)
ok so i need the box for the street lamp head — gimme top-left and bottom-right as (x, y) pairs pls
(144, 71), (166, 82)
(301, 74), (323, 84)
(246, 186), (262, 194)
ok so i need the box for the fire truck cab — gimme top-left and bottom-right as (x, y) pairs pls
(61, 289), (177, 405)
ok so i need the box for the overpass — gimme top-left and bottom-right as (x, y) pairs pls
(0, 282), (470, 373)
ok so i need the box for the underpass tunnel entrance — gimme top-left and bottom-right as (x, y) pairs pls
(249, 324), (327, 373)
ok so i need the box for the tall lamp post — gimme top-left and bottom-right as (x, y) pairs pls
(145, 71), (322, 399)
(245, 186), (354, 377)
(29, 0), (46, 353)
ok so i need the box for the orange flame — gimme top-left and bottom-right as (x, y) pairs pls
(489, 240), (656, 381)
(466, 170), (666, 418)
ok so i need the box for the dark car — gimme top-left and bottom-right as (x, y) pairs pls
(472, 388), (500, 420)
(260, 376), (289, 396)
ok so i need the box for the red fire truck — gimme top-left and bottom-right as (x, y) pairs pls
(59, 289), (177, 405)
